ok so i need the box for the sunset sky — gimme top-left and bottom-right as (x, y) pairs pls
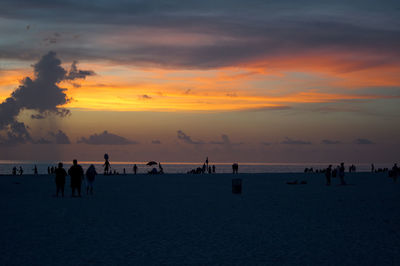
(0, 0), (399, 163)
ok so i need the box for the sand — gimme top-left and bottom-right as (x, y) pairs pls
(0, 172), (399, 265)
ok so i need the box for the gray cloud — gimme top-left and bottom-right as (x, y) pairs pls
(78, 130), (137, 145)
(1, 1), (399, 70)
(354, 138), (375, 145)
(51, 130), (71, 144)
(151, 140), (161, 144)
(177, 130), (204, 145)
(210, 134), (243, 146)
(321, 139), (341, 145)
(0, 51), (94, 144)
(281, 137), (312, 145)
(139, 94), (152, 100)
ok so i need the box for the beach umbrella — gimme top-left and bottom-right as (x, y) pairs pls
(146, 161), (158, 166)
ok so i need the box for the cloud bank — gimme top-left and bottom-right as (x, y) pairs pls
(0, 51), (94, 144)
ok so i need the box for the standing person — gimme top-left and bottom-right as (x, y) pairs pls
(232, 163), (239, 174)
(371, 163), (375, 173)
(212, 165), (216, 173)
(133, 164), (138, 175)
(86, 164), (97, 195)
(12, 167), (17, 176)
(325, 165), (332, 186)
(33, 165), (38, 175)
(206, 157), (209, 169)
(392, 163), (398, 183)
(55, 162), (67, 197)
(68, 159), (84, 197)
(19, 166), (23, 176)
(339, 162), (346, 185)
(103, 153), (110, 175)
(159, 162), (164, 174)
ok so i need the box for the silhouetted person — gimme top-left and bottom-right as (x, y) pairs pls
(232, 163), (239, 174)
(202, 163), (206, 174)
(212, 165), (216, 173)
(371, 164), (375, 173)
(33, 165), (38, 175)
(339, 162), (346, 185)
(159, 163), (164, 174)
(55, 162), (67, 197)
(325, 165), (332, 186)
(47, 166), (51, 175)
(392, 163), (398, 183)
(133, 164), (138, 175)
(208, 166), (211, 174)
(86, 164), (97, 195)
(12, 167), (17, 176)
(19, 166), (23, 176)
(206, 157), (209, 168)
(68, 159), (84, 197)
(104, 160), (110, 175)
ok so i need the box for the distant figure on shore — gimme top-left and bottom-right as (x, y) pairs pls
(339, 163), (346, 185)
(202, 163), (206, 174)
(33, 165), (38, 175)
(206, 157), (209, 168)
(19, 166), (23, 176)
(133, 164), (138, 174)
(123, 168), (126, 175)
(326, 165), (332, 186)
(86, 164), (97, 195)
(391, 163), (398, 183)
(68, 159), (84, 197)
(12, 166), (17, 176)
(47, 166), (51, 175)
(371, 163), (375, 173)
(55, 162), (67, 197)
(104, 153), (110, 175)
(208, 166), (211, 174)
(212, 165), (216, 173)
(232, 163), (239, 174)
(159, 163), (164, 174)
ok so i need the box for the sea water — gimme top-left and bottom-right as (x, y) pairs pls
(0, 160), (390, 175)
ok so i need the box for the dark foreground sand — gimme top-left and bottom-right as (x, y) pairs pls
(0, 172), (399, 265)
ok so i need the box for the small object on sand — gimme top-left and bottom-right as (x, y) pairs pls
(286, 180), (298, 185)
(232, 178), (242, 194)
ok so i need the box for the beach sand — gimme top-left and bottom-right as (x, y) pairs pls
(0, 172), (399, 265)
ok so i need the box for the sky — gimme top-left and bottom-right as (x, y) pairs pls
(0, 0), (399, 163)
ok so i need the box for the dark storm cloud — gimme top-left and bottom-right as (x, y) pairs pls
(0, 51), (94, 144)
(51, 130), (71, 144)
(281, 137), (312, 145)
(78, 130), (137, 145)
(354, 138), (375, 145)
(34, 130), (71, 144)
(1, 1), (399, 70)
(177, 130), (204, 145)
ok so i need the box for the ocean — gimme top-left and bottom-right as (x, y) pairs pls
(0, 160), (390, 175)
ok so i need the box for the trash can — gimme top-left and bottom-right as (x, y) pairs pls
(232, 178), (242, 194)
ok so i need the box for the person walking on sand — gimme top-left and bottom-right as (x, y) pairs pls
(392, 163), (398, 183)
(86, 164), (97, 195)
(326, 165), (332, 186)
(339, 162), (346, 185)
(68, 159), (84, 197)
(33, 165), (38, 175)
(133, 164), (138, 175)
(55, 162), (67, 197)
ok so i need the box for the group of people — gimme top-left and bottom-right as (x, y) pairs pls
(54, 159), (97, 197)
(11, 166), (24, 176)
(187, 157), (217, 174)
(325, 163), (346, 186)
